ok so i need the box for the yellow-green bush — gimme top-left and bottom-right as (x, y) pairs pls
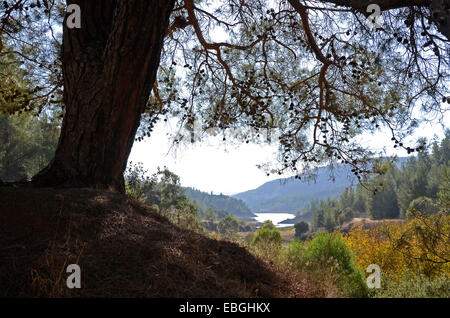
(373, 272), (450, 298)
(344, 225), (407, 281)
(344, 215), (450, 282)
(304, 231), (368, 297)
(251, 226), (282, 259)
(252, 227), (282, 246)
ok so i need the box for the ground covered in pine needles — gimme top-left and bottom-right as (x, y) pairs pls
(0, 186), (314, 297)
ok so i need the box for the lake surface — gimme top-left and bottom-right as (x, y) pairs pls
(254, 213), (296, 228)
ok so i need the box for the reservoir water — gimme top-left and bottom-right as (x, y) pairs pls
(254, 212), (296, 228)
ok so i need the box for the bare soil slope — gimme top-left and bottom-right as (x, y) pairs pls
(339, 217), (405, 233)
(0, 186), (311, 297)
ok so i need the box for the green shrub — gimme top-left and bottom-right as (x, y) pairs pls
(243, 232), (255, 246)
(406, 196), (440, 218)
(283, 239), (307, 268)
(294, 221), (309, 238)
(251, 226), (282, 259)
(252, 227), (281, 246)
(374, 272), (450, 298)
(260, 220), (276, 230)
(305, 231), (369, 298)
(280, 239), (344, 297)
(217, 215), (239, 238)
(124, 162), (151, 202)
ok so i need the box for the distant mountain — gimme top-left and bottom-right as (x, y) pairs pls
(183, 187), (255, 219)
(233, 165), (352, 213)
(233, 158), (409, 213)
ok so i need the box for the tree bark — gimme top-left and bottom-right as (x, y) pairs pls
(33, 0), (175, 192)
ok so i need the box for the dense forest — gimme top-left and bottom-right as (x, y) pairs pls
(183, 187), (255, 219)
(0, 41), (59, 183)
(0, 114), (58, 182)
(305, 131), (450, 230)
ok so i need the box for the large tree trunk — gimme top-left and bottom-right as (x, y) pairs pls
(33, 0), (175, 193)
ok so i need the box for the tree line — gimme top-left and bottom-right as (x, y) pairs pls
(306, 130), (450, 231)
(183, 187), (254, 219)
(0, 113), (58, 182)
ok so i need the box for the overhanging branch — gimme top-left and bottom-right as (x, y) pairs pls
(318, 0), (432, 11)
(318, 0), (450, 39)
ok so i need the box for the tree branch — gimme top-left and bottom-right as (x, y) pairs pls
(318, 0), (433, 11)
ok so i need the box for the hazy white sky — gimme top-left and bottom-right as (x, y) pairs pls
(128, 120), (280, 195)
(128, 115), (449, 196)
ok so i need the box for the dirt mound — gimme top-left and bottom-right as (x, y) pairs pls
(0, 186), (310, 297)
(339, 217), (405, 233)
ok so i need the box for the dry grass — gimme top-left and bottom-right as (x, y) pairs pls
(279, 228), (296, 242)
(248, 241), (343, 298)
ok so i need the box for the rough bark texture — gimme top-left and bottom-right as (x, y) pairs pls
(33, 0), (175, 192)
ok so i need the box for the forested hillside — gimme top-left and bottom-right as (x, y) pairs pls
(305, 131), (450, 231)
(183, 187), (255, 219)
(233, 165), (352, 212)
(234, 158), (408, 213)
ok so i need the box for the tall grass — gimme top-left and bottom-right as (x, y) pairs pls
(248, 230), (369, 297)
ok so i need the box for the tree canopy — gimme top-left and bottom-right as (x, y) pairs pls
(0, 0), (448, 190)
(147, 0), (450, 180)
